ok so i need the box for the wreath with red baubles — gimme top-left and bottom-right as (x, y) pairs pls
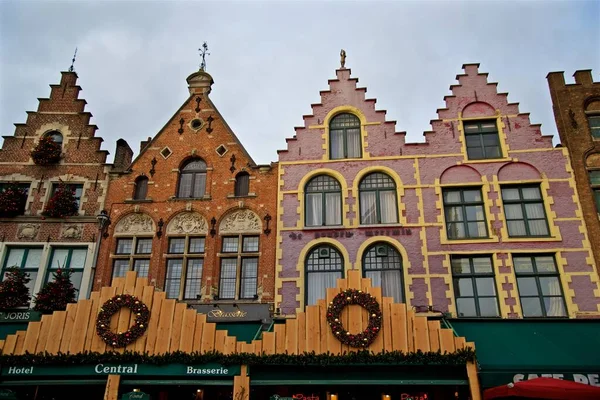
(96, 294), (150, 348)
(326, 289), (382, 348)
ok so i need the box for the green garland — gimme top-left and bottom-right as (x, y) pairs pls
(327, 289), (382, 348)
(96, 295), (150, 348)
(0, 348), (476, 367)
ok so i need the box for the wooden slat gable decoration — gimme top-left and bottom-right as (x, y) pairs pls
(0, 270), (481, 400)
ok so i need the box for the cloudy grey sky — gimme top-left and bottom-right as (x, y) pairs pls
(1, 0), (599, 164)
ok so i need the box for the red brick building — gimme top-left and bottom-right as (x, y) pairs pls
(94, 68), (278, 314)
(547, 70), (600, 278)
(0, 71), (119, 302)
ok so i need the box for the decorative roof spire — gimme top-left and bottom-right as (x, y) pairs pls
(68, 47), (78, 72)
(198, 42), (210, 71)
(340, 49), (346, 69)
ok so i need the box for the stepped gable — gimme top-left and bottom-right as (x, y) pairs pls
(278, 68), (405, 161)
(0, 71), (108, 165)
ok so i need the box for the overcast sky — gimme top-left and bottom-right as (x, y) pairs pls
(1, 0), (599, 165)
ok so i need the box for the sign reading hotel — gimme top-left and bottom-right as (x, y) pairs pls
(2, 364), (240, 377)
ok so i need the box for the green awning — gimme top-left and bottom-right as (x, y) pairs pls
(450, 319), (600, 387)
(215, 322), (262, 343)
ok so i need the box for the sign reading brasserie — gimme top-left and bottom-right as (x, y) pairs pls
(1, 363), (240, 377)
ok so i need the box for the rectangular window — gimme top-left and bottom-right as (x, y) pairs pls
(112, 237), (152, 279)
(164, 236), (205, 299)
(218, 235), (260, 300)
(501, 186), (549, 237)
(451, 255), (499, 317)
(589, 115), (600, 139)
(0, 182), (30, 216)
(2, 247), (42, 302)
(464, 121), (501, 160)
(590, 171), (600, 213)
(46, 247), (87, 294)
(513, 255), (566, 317)
(443, 188), (488, 239)
(51, 183), (83, 208)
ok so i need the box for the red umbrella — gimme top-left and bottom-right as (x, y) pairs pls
(484, 377), (600, 400)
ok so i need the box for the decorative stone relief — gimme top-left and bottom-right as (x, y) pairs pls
(17, 223), (40, 240)
(166, 212), (208, 235)
(219, 209), (261, 234)
(115, 213), (154, 235)
(61, 224), (83, 239)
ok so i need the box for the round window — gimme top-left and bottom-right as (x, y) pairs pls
(190, 119), (203, 130)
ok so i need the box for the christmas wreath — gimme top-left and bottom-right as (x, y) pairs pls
(96, 295), (150, 348)
(326, 289), (382, 348)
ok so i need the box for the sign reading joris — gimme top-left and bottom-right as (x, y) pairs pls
(2, 364), (240, 377)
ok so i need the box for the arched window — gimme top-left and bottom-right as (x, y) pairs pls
(359, 172), (398, 224)
(305, 175), (342, 227)
(305, 245), (344, 306)
(177, 158), (207, 198)
(235, 172), (250, 197)
(329, 113), (361, 159)
(133, 176), (148, 200)
(45, 131), (63, 145)
(362, 243), (404, 302)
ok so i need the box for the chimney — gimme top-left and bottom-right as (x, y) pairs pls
(140, 136), (152, 153)
(113, 139), (133, 171)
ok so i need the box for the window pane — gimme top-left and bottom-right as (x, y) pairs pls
(346, 128), (361, 158)
(521, 297), (543, 317)
(513, 257), (534, 273)
(379, 190), (398, 223)
(6, 248), (25, 269)
(462, 190), (482, 203)
(467, 222), (487, 238)
(330, 130), (344, 159)
(482, 133), (499, 146)
(447, 222), (465, 239)
(517, 277), (539, 296)
(446, 206), (464, 222)
(242, 236), (259, 252)
(472, 257), (493, 273)
(451, 257), (471, 274)
(478, 298), (500, 317)
(502, 188), (520, 201)
(165, 259), (182, 299)
(307, 271), (341, 306)
(544, 297), (566, 317)
(306, 193), (323, 226)
(222, 237), (238, 253)
(133, 259), (150, 278)
(70, 249), (87, 269)
(504, 204), (523, 219)
(464, 123), (480, 133)
(525, 203), (545, 219)
(539, 277), (561, 296)
(184, 259), (203, 299)
(70, 271), (83, 293)
(467, 147), (484, 159)
(49, 249), (69, 269)
(168, 238), (185, 254)
(590, 171), (600, 185)
(465, 205), (484, 221)
(24, 249), (42, 269)
(192, 173), (206, 198)
(366, 269), (403, 303)
(325, 192), (342, 225)
(522, 187), (541, 200)
(507, 220), (527, 236)
(219, 259), (238, 299)
(360, 191), (377, 224)
(112, 260), (130, 278)
(240, 258), (258, 299)
(528, 220), (549, 236)
(535, 256), (557, 273)
(134, 178), (148, 200)
(465, 135), (481, 146)
(189, 237), (205, 253)
(116, 239), (133, 255)
(136, 239), (152, 254)
(456, 298), (477, 317)
(443, 191), (461, 204)
(476, 277), (496, 296)
(235, 173), (249, 197)
(455, 278), (474, 297)
(178, 174), (192, 197)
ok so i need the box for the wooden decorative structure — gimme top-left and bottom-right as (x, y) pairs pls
(0, 270), (481, 400)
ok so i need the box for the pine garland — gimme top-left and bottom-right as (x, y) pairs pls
(31, 136), (62, 165)
(33, 269), (77, 314)
(0, 183), (28, 217)
(42, 182), (78, 218)
(0, 267), (31, 309)
(0, 348), (476, 367)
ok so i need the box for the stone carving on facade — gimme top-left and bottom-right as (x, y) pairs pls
(166, 212), (208, 235)
(17, 223), (40, 240)
(114, 213), (154, 235)
(219, 209), (261, 234)
(61, 224), (83, 239)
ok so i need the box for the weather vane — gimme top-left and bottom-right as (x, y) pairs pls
(69, 47), (78, 72)
(199, 42), (210, 71)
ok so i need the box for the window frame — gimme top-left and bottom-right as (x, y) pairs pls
(304, 175), (343, 227)
(329, 113), (362, 160)
(451, 255), (500, 318)
(442, 187), (489, 240)
(0, 182), (31, 216)
(44, 247), (87, 295)
(111, 236), (153, 280)
(358, 172), (398, 225)
(501, 185), (550, 237)
(133, 176), (149, 200)
(463, 120), (502, 160)
(177, 158), (207, 199)
(165, 236), (206, 300)
(362, 243), (404, 303)
(218, 235), (260, 300)
(50, 182), (84, 209)
(234, 172), (250, 197)
(589, 170), (600, 213)
(587, 114), (600, 139)
(1, 246), (42, 305)
(513, 254), (567, 318)
(305, 244), (345, 306)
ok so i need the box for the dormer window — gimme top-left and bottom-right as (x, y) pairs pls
(464, 121), (501, 160)
(134, 176), (149, 200)
(46, 131), (63, 145)
(330, 113), (361, 159)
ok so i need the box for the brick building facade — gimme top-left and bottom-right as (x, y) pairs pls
(0, 71), (114, 302)
(276, 63), (600, 319)
(94, 69), (278, 309)
(547, 70), (600, 279)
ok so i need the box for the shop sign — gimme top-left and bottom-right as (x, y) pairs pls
(1, 363), (240, 377)
(269, 395), (319, 400)
(0, 310), (41, 323)
(513, 373), (599, 387)
(121, 391), (150, 400)
(0, 389), (17, 400)
(194, 303), (271, 322)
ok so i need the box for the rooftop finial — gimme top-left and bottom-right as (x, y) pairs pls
(199, 42), (210, 71)
(69, 47), (78, 72)
(340, 49), (346, 69)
